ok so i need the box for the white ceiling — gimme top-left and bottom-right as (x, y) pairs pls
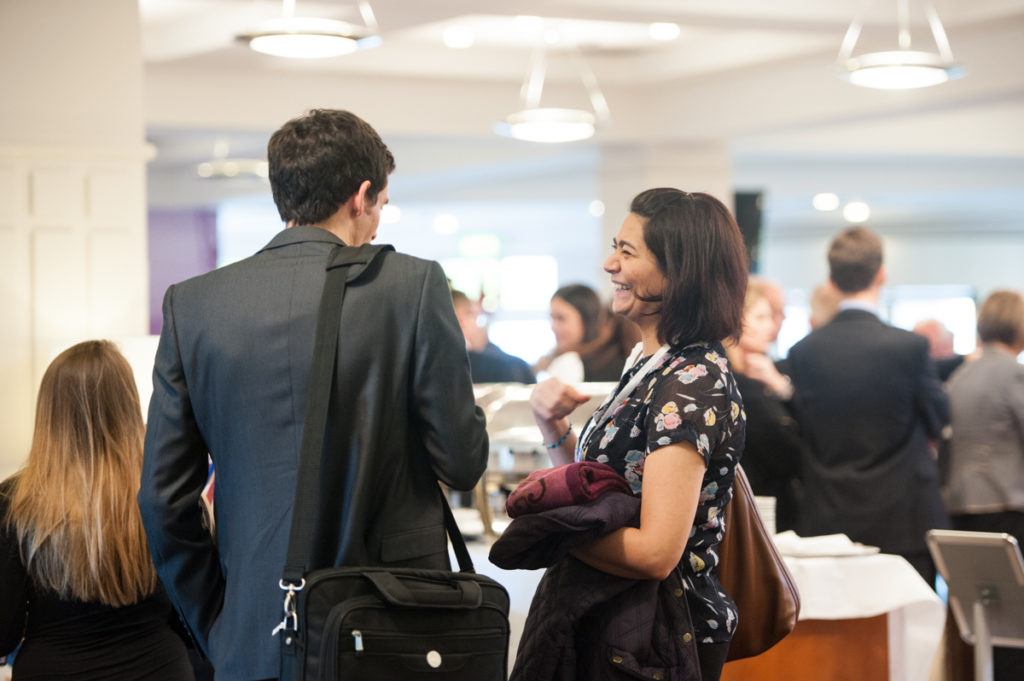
(141, 0), (1024, 234)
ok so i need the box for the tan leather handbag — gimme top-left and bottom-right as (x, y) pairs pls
(718, 464), (801, 661)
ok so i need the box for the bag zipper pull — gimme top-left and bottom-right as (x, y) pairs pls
(352, 629), (364, 652)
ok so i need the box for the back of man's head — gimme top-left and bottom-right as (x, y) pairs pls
(828, 226), (883, 294)
(268, 109), (395, 226)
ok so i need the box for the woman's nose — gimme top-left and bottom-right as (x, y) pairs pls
(603, 253), (618, 273)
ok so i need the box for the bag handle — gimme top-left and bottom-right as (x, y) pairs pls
(363, 570), (484, 609)
(281, 243), (475, 588)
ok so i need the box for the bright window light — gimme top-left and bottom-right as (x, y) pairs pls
(380, 204), (401, 224)
(500, 256), (558, 312)
(432, 213), (460, 235)
(458, 233), (502, 258)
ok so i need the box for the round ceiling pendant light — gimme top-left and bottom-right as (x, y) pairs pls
(242, 18), (365, 59)
(840, 50), (964, 89)
(836, 0), (964, 90)
(497, 108), (596, 144)
(238, 1), (380, 59)
(495, 37), (610, 144)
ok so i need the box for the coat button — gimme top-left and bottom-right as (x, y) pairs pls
(673, 588), (684, 598)
(653, 674), (663, 680)
(682, 633), (693, 643)
(612, 655), (623, 664)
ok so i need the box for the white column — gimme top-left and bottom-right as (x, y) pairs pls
(594, 141), (733, 294)
(0, 0), (149, 476)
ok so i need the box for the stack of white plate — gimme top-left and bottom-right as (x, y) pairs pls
(754, 495), (777, 537)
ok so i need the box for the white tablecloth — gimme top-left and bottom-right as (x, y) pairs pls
(783, 553), (946, 681)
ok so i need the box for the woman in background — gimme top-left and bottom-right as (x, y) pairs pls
(531, 188), (748, 679)
(536, 283), (640, 383)
(945, 290), (1024, 681)
(1, 340), (193, 680)
(725, 279), (808, 532)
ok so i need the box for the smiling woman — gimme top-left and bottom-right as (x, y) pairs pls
(525, 188), (749, 681)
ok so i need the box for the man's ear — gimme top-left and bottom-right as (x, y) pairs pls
(348, 180), (372, 217)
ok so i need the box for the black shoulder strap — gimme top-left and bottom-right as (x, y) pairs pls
(282, 244), (474, 586)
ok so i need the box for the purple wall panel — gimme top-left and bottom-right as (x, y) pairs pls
(148, 208), (218, 334)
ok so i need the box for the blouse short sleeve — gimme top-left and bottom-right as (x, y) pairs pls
(644, 350), (741, 465)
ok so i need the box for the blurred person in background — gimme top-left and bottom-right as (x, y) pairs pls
(535, 283), (640, 383)
(1, 340), (194, 681)
(913, 318), (966, 382)
(944, 289), (1024, 680)
(725, 280), (808, 532)
(451, 288), (534, 383)
(787, 226), (949, 585)
(752, 276), (787, 345)
(809, 281), (842, 330)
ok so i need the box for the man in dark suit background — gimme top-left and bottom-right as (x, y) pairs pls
(451, 288), (535, 384)
(787, 226), (949, 584)
(138, 110), (489, 681)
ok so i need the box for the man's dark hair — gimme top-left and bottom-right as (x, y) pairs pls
(553, 284), (603, 344)
(630, 188), (748, 347)
(828, 226), (883, 294)
(267, 109), (395, 226)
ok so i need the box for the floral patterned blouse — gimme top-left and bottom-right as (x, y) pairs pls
(578, 341), (746, 643)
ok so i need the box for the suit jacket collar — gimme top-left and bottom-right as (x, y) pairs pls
(259, 225), (346, 253)
(830, 307), (881, 325)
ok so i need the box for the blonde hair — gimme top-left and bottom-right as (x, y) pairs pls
(4, 340), (157, 606)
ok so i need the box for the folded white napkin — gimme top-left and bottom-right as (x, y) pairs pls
(773, 530), (879, 557)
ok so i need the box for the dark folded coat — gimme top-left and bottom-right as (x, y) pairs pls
(491, 491), (701, 681)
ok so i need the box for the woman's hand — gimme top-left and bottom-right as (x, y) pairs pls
(744, 353), (793, 399)
(530, 377), (590, 423)
(530, 378), (591, 466)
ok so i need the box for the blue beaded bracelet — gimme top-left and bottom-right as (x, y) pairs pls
(545, 423), (572, 449)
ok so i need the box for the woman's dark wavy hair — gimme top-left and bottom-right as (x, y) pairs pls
(553, 284), (603, 344)
(630, 188), (748, 347)
(268, 109), (395, 226)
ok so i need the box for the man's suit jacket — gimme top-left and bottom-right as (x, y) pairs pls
(786, 308), (949, 554)
(138, 226), (489, 681)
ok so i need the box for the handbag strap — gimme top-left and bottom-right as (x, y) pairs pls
(282, 243), (474, 587)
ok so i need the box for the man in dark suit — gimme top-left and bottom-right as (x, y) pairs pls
(787, 226), (949, 584)
(451, 289), (535, 384)
(138, 110), (488, 681)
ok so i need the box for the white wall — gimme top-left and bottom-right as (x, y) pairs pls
(0, 0), (149, 476)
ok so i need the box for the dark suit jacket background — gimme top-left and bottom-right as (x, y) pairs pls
(139, 227), (488, 681)
(787, 308), (950, 555)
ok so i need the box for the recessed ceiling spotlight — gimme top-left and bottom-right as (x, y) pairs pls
(589, 200), (606, 217)
(443, 25), (474, 49)
(649, 22), (680, 41)
(812, 193), (840, 212)
(842, 201), (871, 224)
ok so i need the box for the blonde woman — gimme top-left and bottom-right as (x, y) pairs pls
(1, 341), (193, 680)
(724, 281), (808, 532)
